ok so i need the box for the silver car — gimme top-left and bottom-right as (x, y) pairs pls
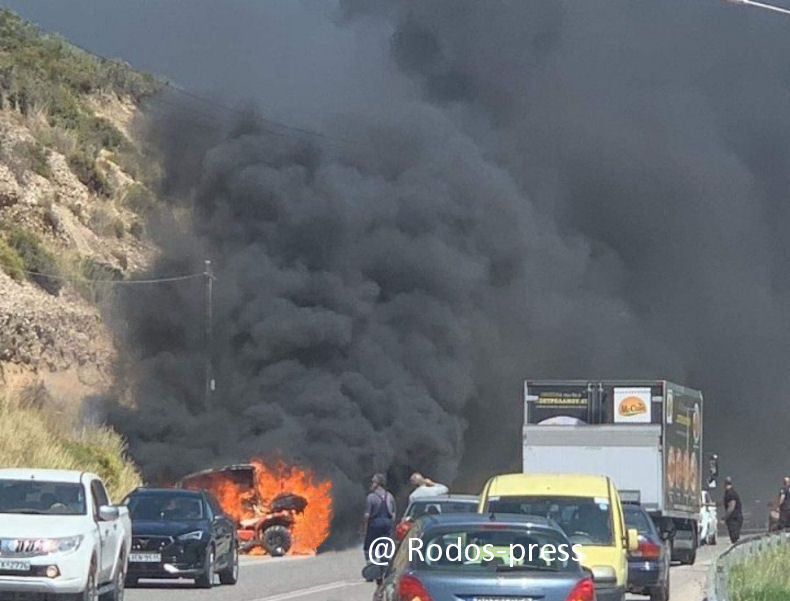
(372, 513), (594, 601)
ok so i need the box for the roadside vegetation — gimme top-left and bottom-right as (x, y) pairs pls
(728, 544), (790, 601)
(0, 383), (142, 501)
(0, 8), (162, 291)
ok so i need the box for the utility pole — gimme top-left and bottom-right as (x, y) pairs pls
(204, 259), (215, 410)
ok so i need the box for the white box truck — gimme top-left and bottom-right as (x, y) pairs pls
(522, 380), (717, 565)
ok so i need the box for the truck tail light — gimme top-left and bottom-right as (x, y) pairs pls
(398, 574), (433, 601)
(565, 577), (595, 601)
(630, 536), (661, 559)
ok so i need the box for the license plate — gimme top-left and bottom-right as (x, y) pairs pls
(473, 598), (535, 601)
(129, 553), (161, 563)
(0, 559), (31, 571)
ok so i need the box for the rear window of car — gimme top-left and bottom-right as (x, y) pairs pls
(414, 526), (579, 573)
(406, 500), (477, 519)
(486, 495), (614, 546)
(624, 506), (653, 534)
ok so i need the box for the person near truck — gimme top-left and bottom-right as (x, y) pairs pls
(721, 476), (743, 543)
(409, 472), (449, 501)
(362, 473), (396, 567)
(777, 476), (790, 529)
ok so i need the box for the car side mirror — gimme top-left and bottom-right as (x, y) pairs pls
(626, 528), (639, 552)
(99, 505), (120, 521)
(708, 454), (719, 488)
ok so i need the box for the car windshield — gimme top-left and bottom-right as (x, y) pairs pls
(487, 496), (614, 545)
(126, 494), (204, 521)
(0, 480), (86, 515)
(406, 501), (477, 519)
(414, 526), (578, 572)
(624, 506), (653, 534)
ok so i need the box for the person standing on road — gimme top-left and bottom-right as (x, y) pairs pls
(362, 473), (396, 565)
(409, 472), (449, 502)
(777, 476), (790, 529)
(721, 476), (743, 543)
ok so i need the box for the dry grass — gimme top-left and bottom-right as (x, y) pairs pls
(0, 389), (142, 501)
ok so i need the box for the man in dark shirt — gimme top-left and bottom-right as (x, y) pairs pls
(721, 476), (743, 543)
(362, 473), (396, 569)
(778, 477), (790, 530)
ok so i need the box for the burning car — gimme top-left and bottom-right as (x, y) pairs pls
(175, 463), (308, 556)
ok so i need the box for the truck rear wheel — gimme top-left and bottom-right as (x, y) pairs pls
(263, 525), (292, 557)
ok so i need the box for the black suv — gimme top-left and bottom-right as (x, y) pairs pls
(122, 488), (239, 588)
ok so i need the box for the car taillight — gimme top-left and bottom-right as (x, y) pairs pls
(398, 574), (433, 601)
(395, 519), (413, 541)
(630, 536), (661, 559)
(565, 577), (595, 601)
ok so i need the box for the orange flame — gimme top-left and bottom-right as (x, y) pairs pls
(250, 459), (333, 555)
(181, 458), (332, 556)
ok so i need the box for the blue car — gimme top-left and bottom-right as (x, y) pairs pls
(370, 513), (594, 601)
(624, 503), (670, 601)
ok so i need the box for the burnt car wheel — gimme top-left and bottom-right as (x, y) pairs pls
(263, 525), (292, 556)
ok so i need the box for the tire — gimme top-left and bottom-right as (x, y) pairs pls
(195, 546), (215, 589)
(81, 561), (99, 601)
(101, 554), (126, 601)
(649, 570), (670, 601)
(218, 542), (239, 585)
(262, 525), (292, 557)
(680, 545), (696, 565)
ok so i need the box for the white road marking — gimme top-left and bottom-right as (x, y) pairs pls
(250, 580), (366, 601)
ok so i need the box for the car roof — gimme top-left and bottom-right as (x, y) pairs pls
(484, 473), (611, 497)
(127, 487), (205, 497)
(418, 512), (557, 528)
(409, 494), (478, 503)
(0, 469), (97, 483)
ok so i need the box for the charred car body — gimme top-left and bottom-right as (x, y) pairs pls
(176, 464), (307, 556)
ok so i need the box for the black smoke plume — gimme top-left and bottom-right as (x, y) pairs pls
(110, 0), (790, 538)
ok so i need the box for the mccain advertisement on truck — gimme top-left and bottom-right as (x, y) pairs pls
(664, 384), (702, 513)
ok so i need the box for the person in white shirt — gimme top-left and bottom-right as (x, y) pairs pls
(409, 472), (449, 502)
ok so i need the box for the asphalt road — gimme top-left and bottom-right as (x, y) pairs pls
(124, 542), (722, 601)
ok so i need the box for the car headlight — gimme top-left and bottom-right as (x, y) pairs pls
(177, 530), (205, 541)
(14, 535), (84, 555)
(50, 535), (84, 553)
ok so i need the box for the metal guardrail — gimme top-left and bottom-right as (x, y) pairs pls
(705, 530), (790, 600)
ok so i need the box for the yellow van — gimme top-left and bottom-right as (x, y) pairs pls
(478, 473), (637, 601)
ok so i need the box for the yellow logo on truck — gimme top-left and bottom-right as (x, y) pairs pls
(618, 396), (647, 417)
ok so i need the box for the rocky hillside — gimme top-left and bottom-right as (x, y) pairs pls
(0, 9), (162, 406)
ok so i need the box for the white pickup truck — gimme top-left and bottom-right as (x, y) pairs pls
(0, 468), (131, 600)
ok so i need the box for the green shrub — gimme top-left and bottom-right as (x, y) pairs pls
(68, 152), (111, 197)
(15, 140), (51, 178)
(7, 227), (62, 295)
(0, 237), (25, 280)
(122, 183), (156, 214)
(129, 221), (144, 240)
(70, 256), (122, 304)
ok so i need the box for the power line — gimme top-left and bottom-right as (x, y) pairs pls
(20, 269), (206, 285)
